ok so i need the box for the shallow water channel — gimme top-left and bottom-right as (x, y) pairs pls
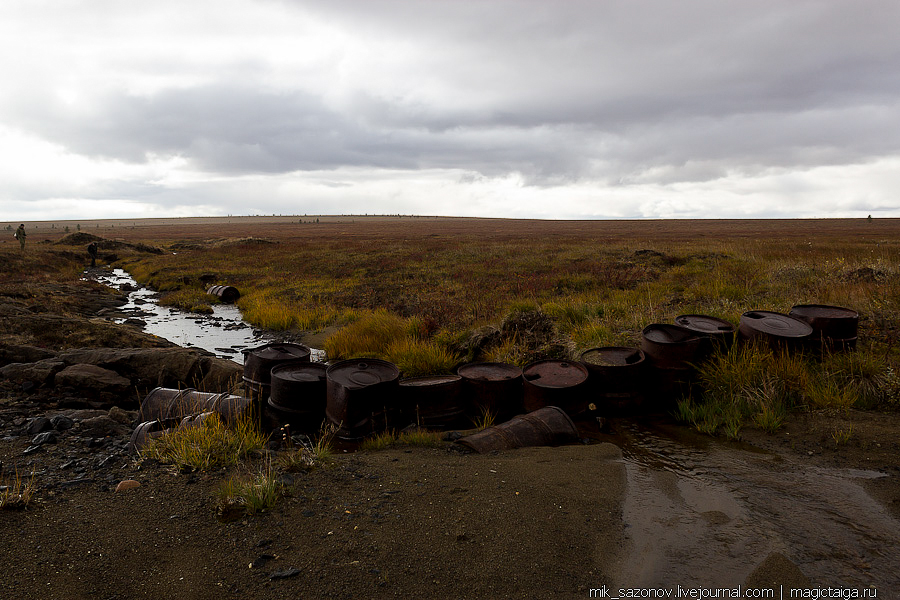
(90, 268), (325, 363)
(606, 419), (898, 591)
(90, 268), (898, 590)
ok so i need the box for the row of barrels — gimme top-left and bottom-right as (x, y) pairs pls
(130, 303), (858, 448)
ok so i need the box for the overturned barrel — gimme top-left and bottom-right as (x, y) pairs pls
(139, 387), (252, 425)
(522, 360), (589, 417)
(127, 418), (180, 453)
(267, 362), (328, 432)
(326, 358), (401, 439)
(788, 304), (859, 352)
(242, 342), (311, 401)
(580, 347), (647, 416)
(456, 406), (579, 453)
(399, 375), (466, 430)
(207, 285), (240, 303)
(738, 311), (813, 351)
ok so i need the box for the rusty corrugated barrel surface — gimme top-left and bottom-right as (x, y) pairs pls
(522, 360), (589, 417)
(580, 347), (647, 415)
(457, 362), (524, 422)
(242, 342), (312, 400)
(738, 311), (813, 351)
(206, 285), (241, 303)
(267, 362), (328, 432)
(139, 387), (252, 425)
(399, 374), (466, 429)
(326, 358), (401, 439)
(641, 324), (705, 404)
(674, 314), (736, 355)
(456, 406), (579, 453)
(788, 304), (859, 351)
(127, 418), (180, 453)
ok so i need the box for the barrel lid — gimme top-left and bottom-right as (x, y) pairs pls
(400, 375), (462, 387)
(326, 358), (400, 389)
(523, 360), (588, 388)
(642, 324), (700, 344)
(271, 361), (327, 383)
(457, 362), (523, 381)
(580, 347), (645, 366)
(740, 311), (813, 337)
(788, 304), (858, 320)
(242, 342), (311, 361)
(674, 314), (735, 334)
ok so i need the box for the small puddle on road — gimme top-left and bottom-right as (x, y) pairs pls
(598, 419), (898, 589)
(89, 269), (325, 364)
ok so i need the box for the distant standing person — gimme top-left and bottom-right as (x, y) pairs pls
(87, 241), (99, 268)
(14, 224), (26, 251)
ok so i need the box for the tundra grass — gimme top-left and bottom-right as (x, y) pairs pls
(0, 469), (36, 510)
(141, 414), (268, 471)
(358, 429), (444, 451)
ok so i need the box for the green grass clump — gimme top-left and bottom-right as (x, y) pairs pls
(324, 310), (423, 359)
(141, 414), (268, 471)
(384, 337), (460, 377)
(0, 469), (36, 510)
(359, 429), (444, 451)
(217, 462), (282, 517)
(158, 288), (216, 313)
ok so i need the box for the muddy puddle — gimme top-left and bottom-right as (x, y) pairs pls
(593, 419), (898, 590)
(89, 268), (325, 364)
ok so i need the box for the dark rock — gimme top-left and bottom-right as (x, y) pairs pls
(54, 364), (131, 394)
(1, 359), (66, 386)
(251, 554), (275, 569)
(22, 445), (43, 455)
(123, 318), (146, 327)
(269, 567), (301, 580)
(21, 381), (36, 394)
(108, 406), (136, 426)
(31, 431), (58, 445)
(50, 415), (75, 431)
(0, 344), (58, 366)
(26, 417), (52, 435)
(79, 416), (129, 438)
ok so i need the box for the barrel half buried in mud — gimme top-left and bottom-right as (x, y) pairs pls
(139, 387), (252, 425)
(580, 347), (647, 416)
(326, 358), (401, 439)
(399, 375), (465, 429)
(738, 311), (813, 351)
(674, 314), (736, 353)
(457, 362), (524, 422)
(242, 342), (312, 400)
(522, 360), (589, 416)
(267, 362), (328, 432)
(788, 304), (859, 351)
(456, 406), (579, 453)
(206, 285), (241, 303)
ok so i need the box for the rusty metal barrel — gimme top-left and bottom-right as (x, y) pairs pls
(139, 387), (252, 425)
(456, 406), (579, 453)
(206, 285), (240, 303)
(674, 314), (736, 355)
(399, 374), (466, 429)
(326, 358), (401, 439)
(580, 347), (647, 416)
(127, 418), (180, 453)
(788, 304), (859, 351)
(267, 362), (328, 432)
(522, 360), (589, 417)
(242, 342), (312, 401)
(738, 310), (813, 351)
(457, 362), (524, 422)
(641, 324), (705, 404)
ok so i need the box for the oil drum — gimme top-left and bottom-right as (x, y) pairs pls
(242, 342), (311, 401)
(522, 360), (589, 417)
(580, 347), (647, 416)
(788, 304), (858, 352)
(738, 311), (812, 352)
(325, 358), (401, 439)
(267, 362), (328, 433)
(456, 406), (579, 454)
(399, 375), (466, 430)
(457, 362), (524, 422)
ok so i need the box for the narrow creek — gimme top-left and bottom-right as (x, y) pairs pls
(90, 268), (325, 363)
(90, 268), (898, 590)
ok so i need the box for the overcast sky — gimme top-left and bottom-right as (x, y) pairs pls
(2, 0), (899, 221)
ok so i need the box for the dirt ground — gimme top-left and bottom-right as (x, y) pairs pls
(1, 217), (899, 599)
